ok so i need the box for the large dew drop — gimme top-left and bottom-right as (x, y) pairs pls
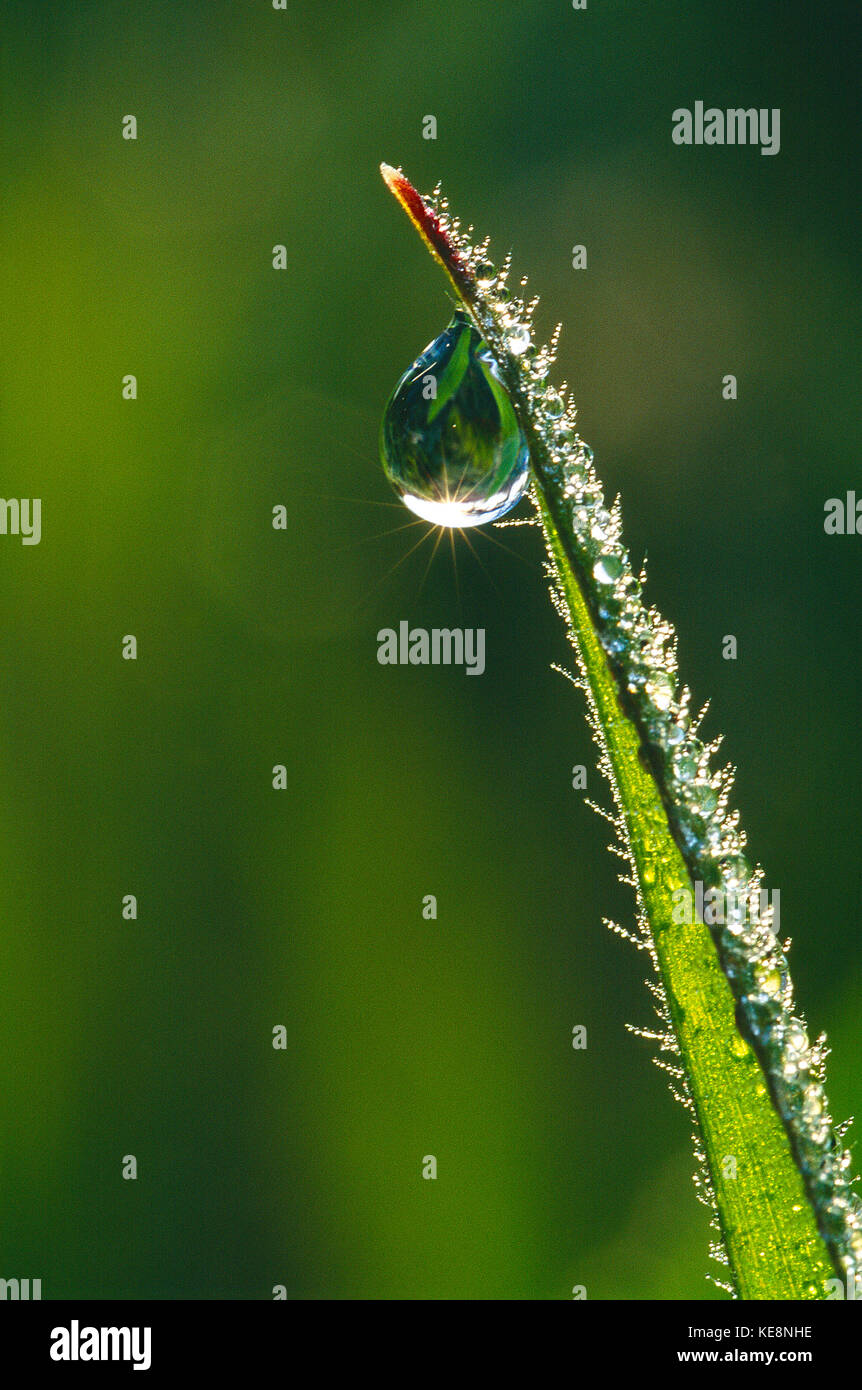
(380, 309), (530, 527)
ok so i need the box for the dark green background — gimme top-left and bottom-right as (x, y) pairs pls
(1, 1), (859, 1299)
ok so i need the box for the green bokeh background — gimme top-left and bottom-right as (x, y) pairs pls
(1, 1), (859, 1300)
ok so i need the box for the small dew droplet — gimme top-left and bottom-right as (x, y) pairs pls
(505, 322), (531, 355)
(646, 672), (675, 713)
(692, 783), (718, 816)
(672, 752), (698, 782)
(593, 555), (623, 585)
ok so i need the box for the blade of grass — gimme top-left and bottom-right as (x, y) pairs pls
(542, 495), (830, 1298)
(381, 163), (862, 1298)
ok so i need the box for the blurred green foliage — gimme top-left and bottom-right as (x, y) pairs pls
(0, 0), (859, 1299)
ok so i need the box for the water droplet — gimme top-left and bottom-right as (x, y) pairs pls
(380, 310), (530, 527)
(530, 354), (551, 383)
(692, 783), (718, 816)
(803, 1087), (825, 1119)
(672, 752), (698, 782)
(505, 322), (531, 355)
(720, 854), (750, 890)
(755, 965), (782, 998)
(723, 909), (748, 939)
(593, 554), (623, 585)
(474, 261), (496, 287)
(646, 672), (675, 712)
